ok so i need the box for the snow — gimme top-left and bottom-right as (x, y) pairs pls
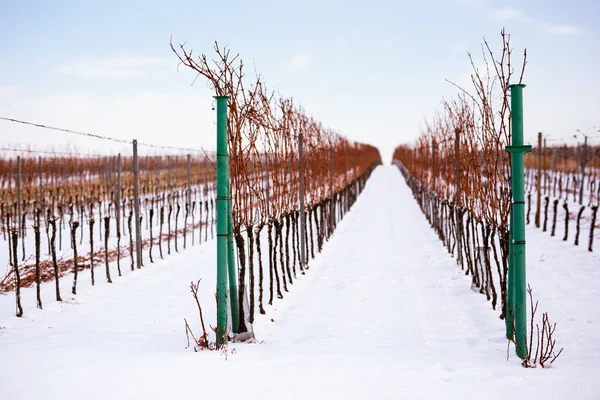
(1, 165), (599, 399)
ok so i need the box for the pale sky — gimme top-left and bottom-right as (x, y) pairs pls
(1, 0), (599, 162)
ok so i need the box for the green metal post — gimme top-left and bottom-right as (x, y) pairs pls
(506, 84), (531, 359)
(215, 96), (230, 346)
(227, 174), (240, 333)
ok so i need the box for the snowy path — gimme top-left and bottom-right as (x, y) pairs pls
(1, 165), (598, 399)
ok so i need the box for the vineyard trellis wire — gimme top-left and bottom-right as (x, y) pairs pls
(0, 113), (223, 318)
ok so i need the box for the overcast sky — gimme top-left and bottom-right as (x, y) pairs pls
(1, 0), (598, 162)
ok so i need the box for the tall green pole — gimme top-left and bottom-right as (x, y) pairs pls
(215, 95), (230, 346)
(506, 84), (531, 359)
(227, 175), (240, 333)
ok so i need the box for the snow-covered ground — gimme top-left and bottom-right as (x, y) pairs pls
(0, 165), (598, 399)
